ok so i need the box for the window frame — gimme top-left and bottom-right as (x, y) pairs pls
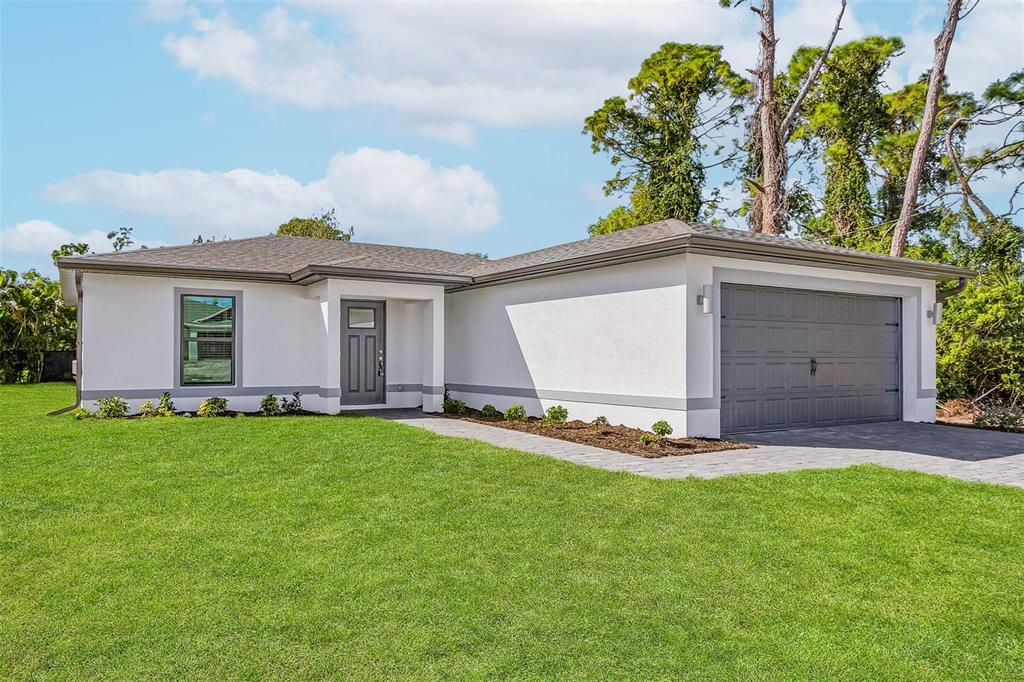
(174, 288), (243, 389)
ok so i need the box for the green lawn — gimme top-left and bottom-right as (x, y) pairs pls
(2, 383), (1023, 680)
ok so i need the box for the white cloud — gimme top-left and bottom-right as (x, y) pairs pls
(42, 147), (501, 243)
(156, 1), (867, 141)
(0, 220), (110, 260)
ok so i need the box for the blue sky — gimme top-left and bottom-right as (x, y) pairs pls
(3, 0), (1022, 274)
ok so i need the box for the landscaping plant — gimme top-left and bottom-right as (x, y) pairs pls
(443, 398), (468, 415)
(480, 404), (498, 418)
(157, 392), (175, 416)
(197, 396), (228, 418)
(651, 420), (673, 438)
(137, 400), (157, 418)
(95, 396), (129, 419)
(591, 415), (610, 427)
(504, 404), (527, 421)
(639, 432), (657, 445)
(543, 405), (569, 424)
(280, 391), (303, 414)
(260, 394), (281, 416)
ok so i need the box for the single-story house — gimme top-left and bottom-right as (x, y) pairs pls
(57, 220), (973, 437)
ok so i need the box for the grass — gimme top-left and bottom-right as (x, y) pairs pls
(2, 383), (1023, 680)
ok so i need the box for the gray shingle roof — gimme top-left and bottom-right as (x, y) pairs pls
(58, 220), (973, 285)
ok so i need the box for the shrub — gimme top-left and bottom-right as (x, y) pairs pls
(260, 394), (281, 416)
(443, 398), (467, 415)
(591, 415), (609, 427)
(72, 407), (93, 420)
(137, 400), (157, 418)
(480, 404), (498, 418)
(197, 396), (228, 417)
(544, 405), (569, 424)
(280, 391), (303, 414)
(974, 404), (1024, 433)
(504, 404), (527, 421)
(158, 391), (176, 414)
(95, 396), (129, 419)
(639, 432), (657, 445)
(651, 420), (673, 438)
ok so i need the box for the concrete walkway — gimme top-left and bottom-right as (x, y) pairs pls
(373, 411), (1024, 489)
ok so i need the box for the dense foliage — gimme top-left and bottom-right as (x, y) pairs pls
(0, 269), (76, 383)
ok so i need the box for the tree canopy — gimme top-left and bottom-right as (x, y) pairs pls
(584, 43), (750, 235)
(276, 209), (354, 241)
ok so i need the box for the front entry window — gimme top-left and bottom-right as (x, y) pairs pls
(181, 294), (235, 385)
(348, 307), (376, 329)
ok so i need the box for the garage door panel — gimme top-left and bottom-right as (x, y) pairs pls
(721, 284), (901, 434)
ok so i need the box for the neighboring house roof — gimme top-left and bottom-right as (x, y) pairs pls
(57, 219), (974, 289)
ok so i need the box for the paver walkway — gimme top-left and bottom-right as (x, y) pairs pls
(370, 411), (1024, 489)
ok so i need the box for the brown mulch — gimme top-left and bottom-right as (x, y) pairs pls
(448, 410), (749, 458)
(936, 399), (981, 427)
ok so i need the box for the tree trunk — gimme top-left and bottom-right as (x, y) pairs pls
(889, 0), (962, 257)
(754, 0), (784, 235)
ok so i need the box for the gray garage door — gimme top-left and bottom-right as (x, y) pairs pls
(720, 284), (900, 434)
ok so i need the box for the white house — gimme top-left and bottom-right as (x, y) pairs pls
(57, 220), (972, 438)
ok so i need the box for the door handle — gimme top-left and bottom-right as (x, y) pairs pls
(377, 352), (385, 377)
(810, 357), (817, 376)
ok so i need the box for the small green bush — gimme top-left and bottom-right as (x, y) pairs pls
(158, 392), (176, 415)
(639, 432), (657, 445)
(137, 400), (157, 418)
(443, 398), (467, 415)
(504, 404), (527, 421)
(280, 391), (303, 414)
(651, 420), (673, 438)
(260, 394), (281, 416)
(480, 404), (498, 418)
(544, 405), (569, 424)
(974, 404), (1024, 433)
(72, 407), (93, 420)
(197, 396), (228, 418)
(96, 396), (129, 419)
(591, 415), (609, 427)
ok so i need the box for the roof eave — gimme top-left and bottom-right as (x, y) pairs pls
(290, 265), (474, 286)
(57, 258), (293, 283)
(684, 234), (976, 280)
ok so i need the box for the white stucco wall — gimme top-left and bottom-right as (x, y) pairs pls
(79, 272), (444, 414)
(446, 252), (940, 437)
(445, 256), (691, 433)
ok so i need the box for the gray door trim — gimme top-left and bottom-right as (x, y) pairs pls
(340, 299), (386, 405)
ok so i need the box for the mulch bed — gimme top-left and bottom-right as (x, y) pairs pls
(448, 410), (749, 458)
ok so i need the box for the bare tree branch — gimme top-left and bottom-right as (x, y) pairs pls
(946, 116), (998, 221)
(779, 0), (847, 139)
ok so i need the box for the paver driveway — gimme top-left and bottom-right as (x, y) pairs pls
(383, 412), (1024, 489)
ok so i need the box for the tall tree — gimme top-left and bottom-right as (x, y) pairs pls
(583, 43), (750, 235)
(792, 37), (904, 248)
(722, 0), (847, 234)
(889, 0), (964, 257)
(277, 209), (354, 241)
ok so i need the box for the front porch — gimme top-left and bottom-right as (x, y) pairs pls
(307, 278), (445, 414)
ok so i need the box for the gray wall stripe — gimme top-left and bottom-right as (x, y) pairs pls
(83, 385), (444, 400)
(83, 386), (323, 400)
(446, 383), (687, 410)
(917, 388), (937, 398)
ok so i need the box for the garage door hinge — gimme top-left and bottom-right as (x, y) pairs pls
(885, 388), (899, 392)
(885, 322), (900, 326)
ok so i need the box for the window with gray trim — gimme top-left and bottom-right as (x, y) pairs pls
(180, 294), (235, 385)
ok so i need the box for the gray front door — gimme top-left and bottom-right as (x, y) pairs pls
(720, 284), (900, 434)
(341, 300), (385, 405)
